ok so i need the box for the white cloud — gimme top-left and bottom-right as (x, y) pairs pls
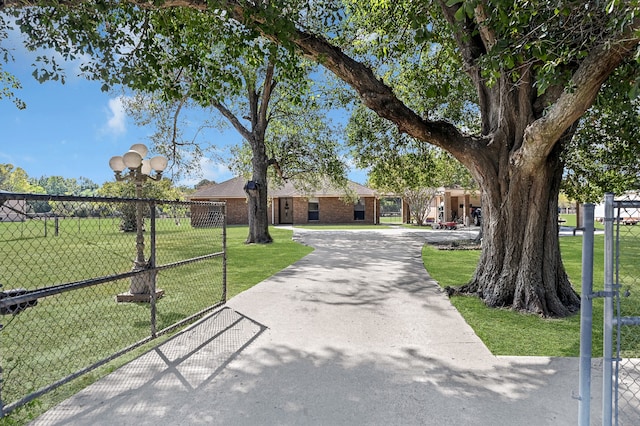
(202, 158), (233, 181)
(178, 157), (233, 187)
(105, 97), (127, 135)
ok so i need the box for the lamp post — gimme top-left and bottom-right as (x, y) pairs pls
(109, 143), (168, 302)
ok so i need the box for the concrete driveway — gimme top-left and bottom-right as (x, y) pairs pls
(31, 227), (602, 425)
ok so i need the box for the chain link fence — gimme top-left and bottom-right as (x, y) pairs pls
(609, 194), (640, 425)
(0, 193), (226, 417)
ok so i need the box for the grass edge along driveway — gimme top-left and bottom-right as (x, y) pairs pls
(423, 234), (604, 357)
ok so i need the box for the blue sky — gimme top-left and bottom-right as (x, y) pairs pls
(0, 33), (366, 188)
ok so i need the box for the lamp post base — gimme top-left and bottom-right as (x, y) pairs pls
(116, 289), (165, 303)
(116, 269), (163, 303)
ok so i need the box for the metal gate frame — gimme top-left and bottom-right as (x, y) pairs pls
(603, 193), (640, 425)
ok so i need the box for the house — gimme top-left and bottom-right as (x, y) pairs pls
(188, 176), (380, 225)
(437, 187), (482, 224)
(400, 187), (482, 226)
(0, 191), (28, 222)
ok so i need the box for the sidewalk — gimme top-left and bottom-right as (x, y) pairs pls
(32, 228), (601, 425)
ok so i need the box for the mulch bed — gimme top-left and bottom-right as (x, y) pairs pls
(429, 239), (481, 250)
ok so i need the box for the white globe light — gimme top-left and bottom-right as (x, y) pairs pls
(108, 156), (126, 172)
(123, 150), (143, 169)
(141, 159), (152, 175)
(150, 156), (168, 172)
(129, 143), (148, 158)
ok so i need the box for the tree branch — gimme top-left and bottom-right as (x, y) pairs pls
(1, 0), (479, 157)
(211, 99), (252, 142)
(171, 94), (188, 147)
(258, 60), (276, 133)
(256, 20), (478, 158)
(474, 1), (496, 52)
(518, 33), (640, 169)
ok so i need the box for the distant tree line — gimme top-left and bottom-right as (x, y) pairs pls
(0, 163), (203, 218)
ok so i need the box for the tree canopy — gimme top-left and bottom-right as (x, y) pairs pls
(2, 0), (640, 316)
(348, 104), (476, 225)
(2, 2), (350, 243)
(563, 62), (640, 203)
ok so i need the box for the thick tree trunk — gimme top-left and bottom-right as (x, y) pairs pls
(456, 144), (580, 317)
(245, 143), (272, 244)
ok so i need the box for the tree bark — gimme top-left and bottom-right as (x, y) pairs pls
(456, 140), (580, 317)
(245, 142), (273, 244)
(254, 2), (634, 315)
(213, 62), (276, 244)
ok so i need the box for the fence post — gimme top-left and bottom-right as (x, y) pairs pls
(579, 203), (595, 425)
(150, 201), (157, 338)
(603, 193), (614, 426)
(1, 360), (4, 418)
(222, 203), (227, 302)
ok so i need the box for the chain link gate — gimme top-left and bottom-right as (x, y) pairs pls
(580, 194), (640, 426)
(0, 193), (226, 418)
(603, 193), (640, 425)
(579, 195), (640, 425)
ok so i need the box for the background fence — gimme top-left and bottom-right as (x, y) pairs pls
(0, 193), (226, 417)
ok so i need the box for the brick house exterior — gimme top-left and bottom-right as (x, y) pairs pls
(400, 187), (481, 225)
(188, 177), (380, 225)
(188, 178), (251, 225)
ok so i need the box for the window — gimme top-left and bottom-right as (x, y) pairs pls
(354, 199), (365, 221)
(308, 198), (319, 221)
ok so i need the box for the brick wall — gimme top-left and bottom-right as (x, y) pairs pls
(225, 198), (249, 225)
(224, 198), (275, 225)
(193, 196), (379, 226)
(190, 198), (248, 225)
(287, 197), (378, 224)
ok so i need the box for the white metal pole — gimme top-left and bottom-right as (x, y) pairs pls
(578, 203), (595, 425)
(603, 193), (614, 426)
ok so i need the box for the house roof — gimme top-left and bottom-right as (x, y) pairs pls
(189, 177), (247, 199)
(271, 178), (376, 198)
(188, 176), (377, 199)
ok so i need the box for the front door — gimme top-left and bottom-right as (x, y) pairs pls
(279, 198), (293, 224)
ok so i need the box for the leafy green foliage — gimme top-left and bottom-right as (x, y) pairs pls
(122, 92), (224, 181)
(2, 0), (640, 313)
(348, 104), (475, 224)
(97, 178), (184, 201)
(31, 175), (96, 196)
(348, 104), (475, 191)
(0, 163), (45, 193)
(442, 0), (638, 93)
(564, 63), (640, 202)
(341, 0), (480, 124)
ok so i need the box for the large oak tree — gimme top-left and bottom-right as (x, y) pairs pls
(3, 0), (639, 316)
(221, 0), (639, 317)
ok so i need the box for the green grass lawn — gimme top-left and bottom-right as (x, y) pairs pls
(0, 223), (312, 425)
(559, 213), (605, 229)
(379, 215), (403, 224)
(4, 215), (638, 423)
(423, 235), (606, 357)
(226, 226), (314, 296)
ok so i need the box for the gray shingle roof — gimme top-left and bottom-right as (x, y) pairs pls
(189, 176), (376, 199)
